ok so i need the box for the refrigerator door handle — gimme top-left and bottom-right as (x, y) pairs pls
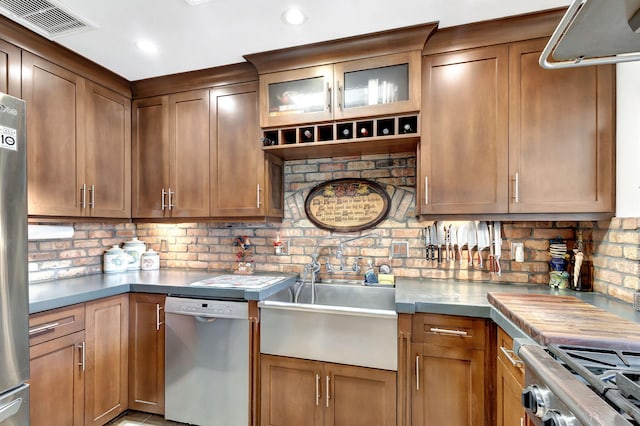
(0, 397), (22, 423)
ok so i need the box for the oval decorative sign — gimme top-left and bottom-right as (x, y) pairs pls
(304, 178), (390, 233)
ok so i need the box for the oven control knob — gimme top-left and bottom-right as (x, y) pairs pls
(521, 385), (550, 418)
(541, 409), (575, 426)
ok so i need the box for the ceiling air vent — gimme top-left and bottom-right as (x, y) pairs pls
(0, 0), (95, 39)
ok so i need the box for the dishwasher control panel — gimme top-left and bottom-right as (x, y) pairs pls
(165, 297), (249, 319)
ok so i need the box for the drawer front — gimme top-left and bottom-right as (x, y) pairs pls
(497, 327), (524, 384)
(29, 304), (85, 346)
(412, 313), (486, 349)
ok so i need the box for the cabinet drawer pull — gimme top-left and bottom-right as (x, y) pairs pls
(500, 346), (524, 368)
(89, 185), (95, 208)
(337, 81), (343, 111)
(429, 327), (468, 336)
(156, 304), (164, 331)
(78, 341), (86, 372)
(415, 355), (420, 391)
(161, 188), (167, 211)
(326, 375), (330, 408)
(326, 82), (332, 113)
(28, 322), (60, 335)
(315, 373), (320, 406)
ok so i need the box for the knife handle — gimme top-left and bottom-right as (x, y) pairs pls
(437, 246), (442, 264)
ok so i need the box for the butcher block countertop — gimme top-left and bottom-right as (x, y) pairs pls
(488, 292), (640, 351)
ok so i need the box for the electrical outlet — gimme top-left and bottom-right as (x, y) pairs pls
(390, 241), (409, 258)
(511, 242), (524, 262)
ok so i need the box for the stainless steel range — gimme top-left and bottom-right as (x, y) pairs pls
(518, 343), (640, 426)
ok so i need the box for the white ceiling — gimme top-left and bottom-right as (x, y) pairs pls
(15, 0), (572, 81)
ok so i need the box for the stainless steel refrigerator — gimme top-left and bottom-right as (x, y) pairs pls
(0, 93), (30, 425)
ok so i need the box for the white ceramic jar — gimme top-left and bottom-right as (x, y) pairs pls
(141, 249), (160, 270)
(123, 237), (146, 270)
(103, 245), (127, 273)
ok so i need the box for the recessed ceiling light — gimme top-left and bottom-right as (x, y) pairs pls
(136, 39), (158, 54)
(282, 8), (307, 25)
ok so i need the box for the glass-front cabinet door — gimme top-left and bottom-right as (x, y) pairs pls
(333, 51), (421, 120)
(259, 65), (334, 127)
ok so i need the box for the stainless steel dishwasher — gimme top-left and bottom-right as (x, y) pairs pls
(164, 296), (249, 426)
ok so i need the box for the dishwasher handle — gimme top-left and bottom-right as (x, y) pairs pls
(195, 316), (217, 324)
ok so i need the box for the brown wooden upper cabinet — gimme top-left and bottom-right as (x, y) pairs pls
(132, 89), (210, 218)
(0, 38), (20, 97)
(418, 38), (615, 216)
(23, 52), (131, 218)
(259, 51), (421, 128)
(210, 82), (284, 218)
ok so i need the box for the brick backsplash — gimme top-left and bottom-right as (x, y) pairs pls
(28, 154), (639, 305)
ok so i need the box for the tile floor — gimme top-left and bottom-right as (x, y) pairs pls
(106, 411), (187, 426)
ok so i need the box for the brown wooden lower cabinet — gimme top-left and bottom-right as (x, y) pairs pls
(128, 293), (165, 415)
(28, 296), (128, 426)
(410, 313), (490, 426)
(29, 330), (85, 426)
(496, 327), (534, 426)
(260, 354), (396, 426)
(84, 294), (129, 426)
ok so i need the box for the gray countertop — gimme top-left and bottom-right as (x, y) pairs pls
(393, 277), (640, 343)
(28, 270), (298, 314)
(29, 271), (640, 346)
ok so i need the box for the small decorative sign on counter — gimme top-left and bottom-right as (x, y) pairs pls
(304, 178), (390, 232)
